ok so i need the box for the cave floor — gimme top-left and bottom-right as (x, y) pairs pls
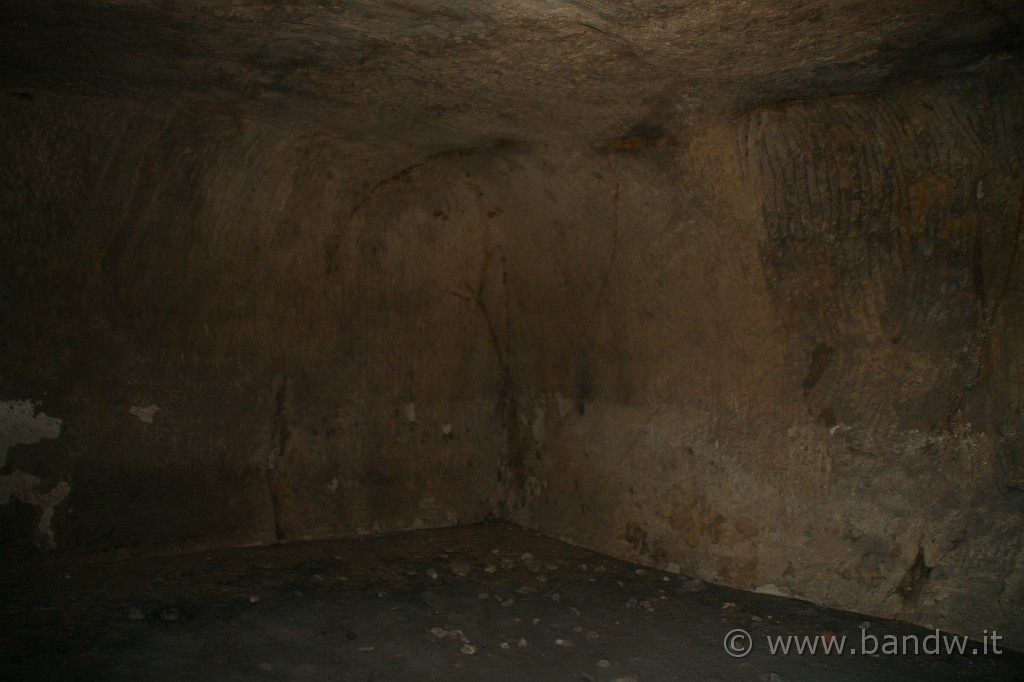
(2, 522), (1020, 681)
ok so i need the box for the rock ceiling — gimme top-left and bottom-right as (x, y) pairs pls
(2, 1), (1022, 146)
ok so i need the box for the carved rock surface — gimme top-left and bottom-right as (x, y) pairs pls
(1, 0), (1023, 650)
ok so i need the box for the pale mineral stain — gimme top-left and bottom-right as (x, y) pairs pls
(0, 399), (63, 468)
(0, 471), (70, 548)
(129, 404), (160, 424)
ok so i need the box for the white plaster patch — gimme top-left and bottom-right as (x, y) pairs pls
(755, 583), (793, 597)
(129, 404), (160, 424)
(0, 399), (63, 468)
(441, 423), (453, 436)
(0, 471), (70, 549)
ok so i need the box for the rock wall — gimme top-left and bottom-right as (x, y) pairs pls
(2, 57), (1021, 647)
(0, 92), (511, 553)
(509, 64), (1024, 647)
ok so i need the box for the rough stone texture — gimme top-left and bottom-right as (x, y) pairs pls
(5, 524), (1024, 681)
(1, 0), (1023, 651)
(507, 67), (1024, 648)
(0, 94), (509, 552)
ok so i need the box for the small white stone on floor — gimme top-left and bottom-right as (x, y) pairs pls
(578, 564), (589, 571)
(751, 615), (763, 622)
(573, 626), (583, 633)
(585, 630), (599, 641)
(550, 593), (560, 602)
(626, 598), (638, 609)
(500, 641), (511, 650)
(484, 564), (498, 573)
(611, 676), (638, 682)
(722, 602), (737, 611)
(635, 569), (647, 576)
(128, 607), (145, 620)
(430, 627), (466, 642)
(501, 599), (515, 607)
(450, 560), (472, 577)
(598, 659), (611, 669)
(248, 594), (260, 603)
(532, 618), (541, 625)
(478, 592), (489, 600)
(664, 561), (681, 574)
(517, 638), (528, 648)
(594, 565), (606, 573)
(555, 638), (573, 647)
(521, 553), (535, 561)
(460, 644), (477, 655)
(426, 568), (438, 579)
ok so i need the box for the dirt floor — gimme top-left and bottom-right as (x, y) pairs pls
(1, 522), (1021, 681)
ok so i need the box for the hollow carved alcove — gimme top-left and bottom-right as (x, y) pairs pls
(2, 1), (1023, 677)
